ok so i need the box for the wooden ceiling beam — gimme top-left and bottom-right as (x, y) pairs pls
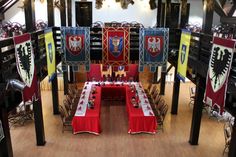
(214, 0), (227, 17)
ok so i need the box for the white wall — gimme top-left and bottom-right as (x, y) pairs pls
(3, 0), (220, 28)
(72, 0), (157, 27)
(4, 1), (25, 25)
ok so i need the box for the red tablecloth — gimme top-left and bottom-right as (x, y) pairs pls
(126, 87), (157, 134)
(72, 86), (101, 135)
(72, 83), (157, 135)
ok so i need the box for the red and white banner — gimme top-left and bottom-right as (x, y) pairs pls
(102, 27), (130, 70)
(204, 37), (236, 114)
(14, 33), (38, 102)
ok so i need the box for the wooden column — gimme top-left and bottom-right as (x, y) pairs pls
(47, 0), (55, 27)
(24, 0), (36, 32)
(60, 0), (68, 94)
(171, 66), (180, 114)
(157, 0), (162, 27)
(67, 0), (72, 26)
(153, 68), (158, 84)
(160, 71), (166, 95)
(33, 94), (46, 145)
(0, 108), (13, 157)
(202, 0), (214, 34)
(189, 77), (205, 145)
(229, 121), (236, 157)
(51, 75), (59, 114)
(180, 0), (189, 28)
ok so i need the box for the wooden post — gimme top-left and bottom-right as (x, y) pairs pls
(180, 0), (189, 28)
(24, 0), (36, 32)
(157, 0), (162, 27)
(202, 0), (214, 34)
(67, 0), (72, 26)
(171, 66), (180, 114)
(51, 75), (59, 114)
(229, 121), (236, 157)
(0, 107), (13, 157)
(47, 0), (55, 27)
(160, 71), (166, 95)
(153, 68), (158, 84)
(60, 0), (69, 94)
(189, 77), (205, 145)
(32, 92), (46, 145)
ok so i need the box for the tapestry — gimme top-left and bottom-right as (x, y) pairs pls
(177, 30), (191, 82)
(204, 37), (236, 115)
(0, 120), (4, 142)
(61, 27), (90, 72)
(44, 29), (56, 81)
(139, 28), (169, 72)
(14, 33), (38, 102)
(102, 27), (130, 71)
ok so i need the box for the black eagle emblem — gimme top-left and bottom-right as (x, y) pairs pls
(210, 46), (232, 90)
(16, 42), (33, 84)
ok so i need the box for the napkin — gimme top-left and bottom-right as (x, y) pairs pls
(143, 95), (147, 98)
(82, 91), (86, 94)
(145, 100), (148, 103)
(82, 95), (85, 99)
(78, 106), (82, 110)
(149, 112), (153, 116)
(147, 106), (151, 110)
(80, 101), (83, 104)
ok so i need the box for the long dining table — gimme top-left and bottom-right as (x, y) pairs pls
(72, 82), (157, 135)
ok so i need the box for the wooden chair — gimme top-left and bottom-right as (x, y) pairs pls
(59, 105), (72, 133)
(157, 104), (168, 132)
(223, 121), (232, 155)
(147, 85), (157, 98)
(189, 86), (196, 107)
(144, 83), (152, 94)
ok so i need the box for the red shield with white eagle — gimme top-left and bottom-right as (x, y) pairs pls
(66, 35), (84, 56)
(145, 36), (163, 57)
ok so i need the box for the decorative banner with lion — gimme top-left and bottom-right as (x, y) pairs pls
(139, 28), (169, 72)
(61, 27), (90, 72)
(177, 30), (191, 82)
(102, 27), (130, 71)
(204, 37), (236, 115)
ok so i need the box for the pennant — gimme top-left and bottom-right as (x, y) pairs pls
(61, 27), (90, 72)
(139, 28), (169, 72)
(102, 27), (130, 69)
(204, 37), (236, 115)
(177, 30), (191, 82)
(44, 29), (56, 81)
(14, 33), (38, 102)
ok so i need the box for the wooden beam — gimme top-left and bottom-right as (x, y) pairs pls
(220, 17), (236, 24)
(229, 121), (236, 157)
(60, 0), (66, 26)
(67, 0), (72, 26)
(171, 66), (180, 114)
(202, 0), (214, 34)
(180, 1), (190, 28)
(47, 0), (54, 27)
(157, 0), (162, 27)
(0, 107), (13, 157)
(214, 0), (227, 17)
(24, 0), (36, 32)
(189, 77), (205, 145)
(219, 0), (226, 6)
(0, 0), (18, 13)
(228, 4), (236, 16)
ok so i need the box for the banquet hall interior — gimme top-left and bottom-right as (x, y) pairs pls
(0, 0), (236, 157)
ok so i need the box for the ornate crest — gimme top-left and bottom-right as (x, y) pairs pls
(145, 36), (163, 57)
(48, 43), (53, 63)
(209, 44), (232, 92)
(15, 40), (34, 87)
(66, 35), (84, 55)
(181, 44), (186, 64)
(109, 36), (123, 58)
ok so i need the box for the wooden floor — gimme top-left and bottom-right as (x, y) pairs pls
(9, 82), (228, 157)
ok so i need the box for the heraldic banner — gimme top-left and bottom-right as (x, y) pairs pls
(204, 37), (236, 115)
(61, 27), (90, 72)
(14, 33), (38, 102)
(139, 28), (169, 72)
(45, 29), (56, 81)
(177, 30), (191, 82)
(102, 27), (130, 70)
